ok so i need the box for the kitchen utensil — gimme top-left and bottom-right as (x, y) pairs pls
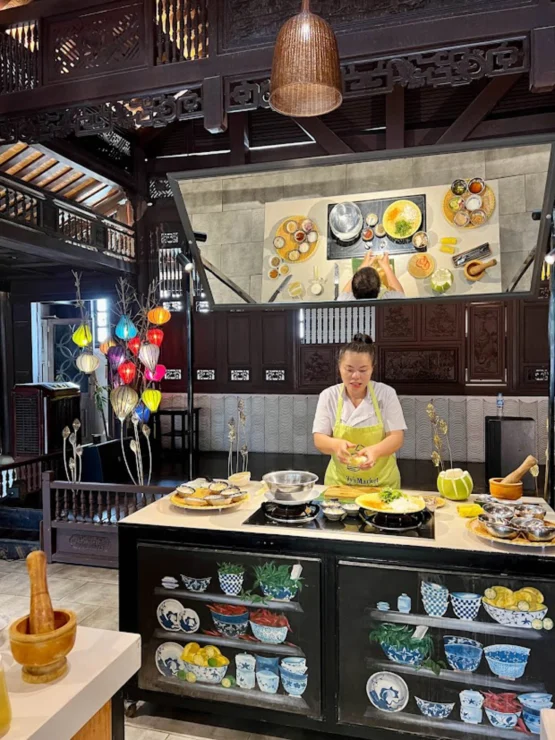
(464, 259), (497, 281)
(483, 520), (520, 539)
(27, 551), (55, 635)
(501, 455), (538, 484)
(334, 263), (340, 300)
(329, 202), (363, 241)
(262, 470), (319, 506)
(268, 274), (293, 303)
(452, 243), (492, 268)
(489, 477), (523, 501)
(524, 521), (555, 542)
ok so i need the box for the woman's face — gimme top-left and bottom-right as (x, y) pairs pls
(339, 351), (373, 393)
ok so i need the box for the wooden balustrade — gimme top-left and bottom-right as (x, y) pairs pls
(155, 0), (209, 64)
(0, 453), (62, 499)
(0, 20), (39, 94)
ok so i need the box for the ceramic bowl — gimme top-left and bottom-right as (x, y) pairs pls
(218, 572), (244, 596)
(518, 693), (553, 711)
(482, 600), (548, 628)
(415, 697), (455, 720)
(381, 643), (427, 667)
(250, 621), (288, 644)
(450, 592), (481, 620)
(443, 636), (483, 672)
(211, 610), (249, 637)
(181, 575), (211, 593)
(523, 709), (542, 734)
(421, 582), (449, 617)
(256, 669), (279, 694)
(281, 657), (307, 675)
(259, 583), (298, 601)
(182, 659), (228, 684)
(484, 644), (531, 680)
(377, 602), (390, 612)
(489, 477), (523, 501)
(366, 671), (409, 713)
(323, 507), (347, 522)
(280, 666), (308, 696)
(342, 503), (360, 517)
(485, 708), (521, 729)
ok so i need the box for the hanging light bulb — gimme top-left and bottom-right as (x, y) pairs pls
(111, 385), (139, 421)
(134, 402), (151, 424)
(142, 388), (162, 413)
(145, 364), (167, 382)
(99, 338), (116, 355)
(147, 306), (171, 326)
(118, 361), (136, 385)
(107, 345), (126, 370)
(139, 343), (160, 372)
(128, 336), (141, 356)
(72, 324), (93, 347)
(115, 315), (138, 340)
(76, 352), (100, 374)
(146, 328), (164, 347)
(270, 0), (342, 117)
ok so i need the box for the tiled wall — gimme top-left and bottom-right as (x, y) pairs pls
(161, 393), (548, 464)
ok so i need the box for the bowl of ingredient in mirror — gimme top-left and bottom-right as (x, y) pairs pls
(207, 604), (249, 637)
(444, 636), (483, 672)
(323, 506), (347, 522)
(249, 610), (290, 644)
(450, 592), (482, 621)
(415, 697), (455, 720)
(181, 575), (211, 592)
(484, 644), (531, 680)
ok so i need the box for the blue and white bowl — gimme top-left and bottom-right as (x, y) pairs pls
(280, 666), (308, 697)
(444, 636), (483, 673)
(182, 659), (228, 684)
(366, 671), (409, 713)
(381, 643), (427, 667)
(451, 592), (481, 621)
(256, 669), (280, 694)
(260, 583), (298, 601)
(483, 600), (548, 629)
(218, 572), (244, 596)
(155, 642), (185, 677)
(181, 575), (211, 593)
(518, 693), (553, 711)
(484, 644), (531, 680)
(523, 709), (542, 735)
(250, 620), (288, 644)
(421, 582), (449, 617)
(377, 602), (391, 612)
(415, 697), (455, 720)
(485, 708), (521, 729)
(211, 610), (249, 637)
(281, 657), (307, 675)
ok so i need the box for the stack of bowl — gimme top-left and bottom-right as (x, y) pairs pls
(421, 581), (449, 617)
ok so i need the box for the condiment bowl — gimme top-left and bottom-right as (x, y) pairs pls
(515, 504), (546, 520)
(482, 520), (520, 540)
(323, 507), (347, 522)
(523, 522), (555, 542)
(489, 477), (523, 501)
(482, 503), (514, 519)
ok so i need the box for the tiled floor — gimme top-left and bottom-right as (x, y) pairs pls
(0, 558), (299, 740)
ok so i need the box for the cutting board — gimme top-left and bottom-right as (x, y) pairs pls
(324, 485), (380, 500)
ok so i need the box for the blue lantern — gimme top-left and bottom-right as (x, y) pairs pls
(115, 315), (138, 340)
(134, 402), (151, 424)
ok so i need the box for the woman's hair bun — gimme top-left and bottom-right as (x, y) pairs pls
(353, 333), (373, 345)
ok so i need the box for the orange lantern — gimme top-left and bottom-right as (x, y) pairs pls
(99, 338), (116, 355)
(128, 337), (141, 356)
(146, 328), (164, 347)
(118, 361), (136, 385)
(147, 306), (171, 326)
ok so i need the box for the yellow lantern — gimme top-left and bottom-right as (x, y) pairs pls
(139, 343), (160, 372)
(147, 306), (171, 326)
(142, 389), (162, 413)
(72, 324), (92, 347)
(76, 352), (100, 374)
(99, 338), (116, 355)
(110, 385), (139, 421)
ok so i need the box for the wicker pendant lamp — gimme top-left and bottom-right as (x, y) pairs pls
(270, 0), (342, 117)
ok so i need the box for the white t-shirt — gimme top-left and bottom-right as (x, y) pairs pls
(312, 382), (407, 436)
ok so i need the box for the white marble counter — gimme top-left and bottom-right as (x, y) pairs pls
(2, 626), (140, 740)
(120, 483), (555, 559)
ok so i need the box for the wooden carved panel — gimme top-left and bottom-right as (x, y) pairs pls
(376, 304), (417, 343)
(381, 348), (458, 383)
(298, 346), (336, 390)
(261, 312), (288, 366)
(45, 2), (145, 82)
(467, 302), (506, 383)
(421, 303), (462, 342)
(227, 314), (251, 366)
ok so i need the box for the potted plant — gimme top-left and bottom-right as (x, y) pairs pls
(369, 623), (445, 675)
(427, 403), (473, 500)
(218, 562), (245, 596)
(253, 562), (303, 601)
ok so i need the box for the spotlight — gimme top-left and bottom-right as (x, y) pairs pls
(176, 252), (194, 273)
(545, 248), (555, 265)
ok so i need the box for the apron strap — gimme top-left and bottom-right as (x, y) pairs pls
(334, 385), (345, 427)
(368, 382), (384, 427)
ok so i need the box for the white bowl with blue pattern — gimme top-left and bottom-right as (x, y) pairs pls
(485, 708), (521, 729)
(250, 620), (288, 644)
(482, 600), (548, 628)
(366, 671), (409, 713)
(450, 592), (481, 620)
(421, 582), (449, 617)
(484, 644), (531, 680)
(280, 666), (308, 696)
(182, 659), (228, 684)
(180, 575), (211, 592)
(155, 642), (185, 677)
(415, 697), (455, 720)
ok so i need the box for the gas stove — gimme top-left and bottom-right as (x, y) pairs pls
(244, 502), (435, 539)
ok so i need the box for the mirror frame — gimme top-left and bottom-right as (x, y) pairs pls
(168, 133), (555, 311)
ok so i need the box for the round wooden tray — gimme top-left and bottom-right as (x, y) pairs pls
(169, 492), (249, 512)
(442, 184), (496, 229)
(274, 215), (319, 264)
(467, 518), (555, 548)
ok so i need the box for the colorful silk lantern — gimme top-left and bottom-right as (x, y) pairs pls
(147, 306), (171, 326)
(146, 328), (164, 347)
(128, 336), (141, 356)
(118, 361), (136, 385)
(134, 402), (151, 424)
(139, 343), (160, 372)
(112, 375), (123, 389)
(142, 388), (162, 413)
(111, 385), (138, 421)
(145, 364), (166, 382)
(76, 352), (100, 374)
(72, 324), (92, 348)
(115, 315), (138, 340)
(99, 338), (116, 355)
(107, 345), (126, 370)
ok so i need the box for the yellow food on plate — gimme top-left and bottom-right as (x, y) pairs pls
(516, 587), (544, 604)
(457, 503), (483, 518)
(355, 489), (426, 514)
(383, 200), (422, 239)
(191, 488), (211, 498)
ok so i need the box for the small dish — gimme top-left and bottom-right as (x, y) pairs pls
(465, 195), (483, 211)
(324, 507), (347, 522)
(342, 503), (360, 517)
(454, 210), (470, 227)
(482, 503), (513, 519)
(412, 231), (429, 251)
(366, 213), (379, 227)
(448, 196), (465, 212)
(515, 504), (545, 520)
(468, 177), (485, 195)
(181, 575), (212, 592)
(451, 179), (468, 196)
(375, 224), (386, 238)
(470, 209), (487, 227)
(362, 228), (374, 242)
(377, 601), (390, 612)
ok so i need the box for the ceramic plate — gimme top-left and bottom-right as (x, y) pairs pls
(155, 642), (185, 677)
(169, 492), (249, 511)
(467, 519), (555, 548)
(383, 200), (422, 240)
(367, 671), (409, 712)
(179, 608), (200, 634)
(157, 599), (183, 631)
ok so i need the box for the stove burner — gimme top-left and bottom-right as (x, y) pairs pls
(263, 502), (320, 525)
(360, 509), (431, 532)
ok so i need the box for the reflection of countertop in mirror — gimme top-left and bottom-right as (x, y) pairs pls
(261, 182), (502, 304)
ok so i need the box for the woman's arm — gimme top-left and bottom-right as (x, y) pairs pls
(313, 433), (355, 464)
(341, 250), (374, 293)
(378, 253), (405, 295)
(358, 430), (404, 470)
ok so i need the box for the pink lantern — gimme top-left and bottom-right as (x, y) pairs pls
(145, 364), (167, 382)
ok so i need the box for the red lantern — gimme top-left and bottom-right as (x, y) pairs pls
(118, 361), (136, 385)
(146, 328), (164, 347)
(128, 337), (141, 356)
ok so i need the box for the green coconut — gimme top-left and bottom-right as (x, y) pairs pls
(437, 468), (473, 501)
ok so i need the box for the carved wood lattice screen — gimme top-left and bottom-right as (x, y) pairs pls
(155, 0), (209, 64)
(301, 306), (375, 345)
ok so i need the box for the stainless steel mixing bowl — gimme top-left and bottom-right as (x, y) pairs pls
(329, 202), (363, 242)
(262, 470), (319, 506)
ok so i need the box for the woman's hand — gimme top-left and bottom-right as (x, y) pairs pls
(333, 439), (356, 464)
(357, 446), (378, 469)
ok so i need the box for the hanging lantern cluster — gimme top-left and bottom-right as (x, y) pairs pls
(128, 336), (141, 356)
(107, 345), (126, 370)
(99, 338), (116, 355)
(111, 385), (138, 421)
(139, 343), (160, 372)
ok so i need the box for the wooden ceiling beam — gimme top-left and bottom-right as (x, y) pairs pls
(75, 181), (107, 205)
(95, 191), (125, 216)
(229, 112), (249, 166)
(293, 116), (354, 155)
(57, 175), (96, 200)
(19, 157), (57, 182)
(386, 86), (405, 150)
(48, 171), (84, 194)
(5, 150), (43, 176)
(34, 164), (72, 189)
(0, 143), (28, 167)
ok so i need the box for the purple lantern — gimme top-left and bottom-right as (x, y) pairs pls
(107, 345), (126, 370)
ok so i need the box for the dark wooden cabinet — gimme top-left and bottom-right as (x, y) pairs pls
(466, 301), (507, 385)
(512, 299), (549, 392)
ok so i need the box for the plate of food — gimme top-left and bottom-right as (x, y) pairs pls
(408, 253), (436, 279)
(442, 179), (496, 229)
(273, 216), (319, 264)
(382, 200), (422, 241)
(355, 488), (426, 514)
(170, 481), (249, 511)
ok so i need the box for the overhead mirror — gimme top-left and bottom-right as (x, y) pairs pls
(170, 140), (554, 308)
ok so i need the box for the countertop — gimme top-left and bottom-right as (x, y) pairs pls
(120, 483), (555, 560)
(2, 626), (140, 740)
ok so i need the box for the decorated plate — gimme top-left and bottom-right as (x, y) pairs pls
(179, 608), (200, 634)
(382, 200), (422, 240)
(408, 253), (436, 279)
(157, 599), (184, 632)
(170, 492), (249, 511)
(155, 642), (185, 677)
(442, 184), (496, 229)
(467, 518), (555, 548)
(273, 215), (319, 264)
(356, 491), (426, 514)
(366, 671), (409, 712)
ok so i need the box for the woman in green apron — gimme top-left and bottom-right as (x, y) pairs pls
(312, 333), (406, 487)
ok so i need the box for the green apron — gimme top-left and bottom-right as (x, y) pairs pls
(324, 382), (401, 488)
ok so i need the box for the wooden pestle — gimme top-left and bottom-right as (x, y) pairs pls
(468, 259), (497, 277)
(500, 455), (538, 485)
(27, 551), (55, 634)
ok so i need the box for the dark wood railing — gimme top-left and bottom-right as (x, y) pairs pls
(155, 0), (209, 64)
(42, 472), (172, 567)
(0, 452), (63, 500)
(0, 173), (136, 260)
(0, 20), (39, 95)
